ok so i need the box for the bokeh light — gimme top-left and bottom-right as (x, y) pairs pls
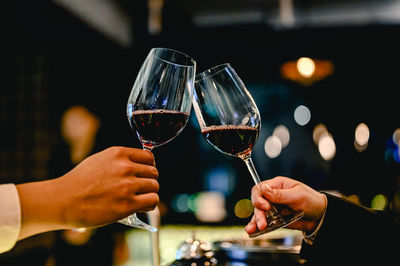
(393, 128), (400, 146)
(318, 132), (336, 160)
(354, 122), (369, 152)
(204, 167), (235, 196)
(188, 193), (200, 212)
(294, 105), (311, 126)
(234, 199), (254, 218)
(371, 194), (387, 210)
(194, 191), (227, 222)
(273, 124), (290, 148)
(297, 57), (315, 78)
(171, 193), (190, 213)
(312, 123), (328, 144)
(264, 135), (282, 158)
(355, 123), (370, 146)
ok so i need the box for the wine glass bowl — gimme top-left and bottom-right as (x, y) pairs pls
(195, 64), (260, 160)
(193, 63), (303, 237)
(127, 48), (195, 151)
(121, 48), (196, 231)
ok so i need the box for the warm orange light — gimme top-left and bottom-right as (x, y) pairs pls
(297, 57), (315, 78)
(281, 57), (334, 86)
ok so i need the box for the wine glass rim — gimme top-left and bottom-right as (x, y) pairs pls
(195, 63), (231, 82)
(151, 47), (196, 68)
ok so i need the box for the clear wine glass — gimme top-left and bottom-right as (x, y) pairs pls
(121, 47), (196, 231)
(193, 63), (304, 237)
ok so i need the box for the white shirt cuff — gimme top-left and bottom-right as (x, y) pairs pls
(0, 184), (21, 253)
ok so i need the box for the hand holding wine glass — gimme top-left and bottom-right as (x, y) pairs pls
(121, 48), (196, 231)
(193, 63), (304, 237)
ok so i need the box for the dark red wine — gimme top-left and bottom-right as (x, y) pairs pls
(129, 109), (190, 147)
(201, 125), (259, 157)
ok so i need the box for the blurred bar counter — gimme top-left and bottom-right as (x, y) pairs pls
(124, 225), (303, 266)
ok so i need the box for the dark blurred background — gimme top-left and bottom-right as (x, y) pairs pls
(1, 0), (400, 264)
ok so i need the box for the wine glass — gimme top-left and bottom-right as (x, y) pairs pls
(121, 47), (196, 231)
(193, 63), (304, 237)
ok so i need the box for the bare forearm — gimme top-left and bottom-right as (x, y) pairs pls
(16, 179), (66, 240)
(13, 147), (159, 241)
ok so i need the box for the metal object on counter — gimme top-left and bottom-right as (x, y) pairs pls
(170, 232), (218, 266)
(213, 230), (307, 265)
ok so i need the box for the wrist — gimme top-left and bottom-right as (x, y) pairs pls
(303, 193), (327, 244)
(16, 179), (66, 239)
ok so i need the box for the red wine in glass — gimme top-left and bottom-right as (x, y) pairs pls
(201, 125), (259, 158)
(129, 109), (190, 149)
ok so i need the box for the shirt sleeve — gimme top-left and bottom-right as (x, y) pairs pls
(0, 183), (21, 253)
(302, 192), (327, 245)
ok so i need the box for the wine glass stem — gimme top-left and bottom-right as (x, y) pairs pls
(243, 156), (262, 185)
(242, 156), (280, 216)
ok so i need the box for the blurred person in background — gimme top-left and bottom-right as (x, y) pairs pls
(246, 176), (400, 264)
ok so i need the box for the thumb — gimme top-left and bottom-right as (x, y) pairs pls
(261, 183), (292, 205)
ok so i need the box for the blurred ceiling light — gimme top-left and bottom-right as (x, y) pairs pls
(273, 125), (290, 148)
(264, 135), (282, 158)
(234, 199), (254, 219)
(318, 132), (336, 161)
(194, 192), (227, 222)
(281, 57), (334, 86)
(279, 0), (295, 28)
(354, 122), (370, 152)
(313, 123), (328, 145)
(294, 105), (311, 126)
(53, 0), (132, 47)
(297, 57), (315, 78)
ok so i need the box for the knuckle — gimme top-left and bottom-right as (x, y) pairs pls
(274, 176), (286, 182)
(119, 162), (134, 177)
(274, 189), (283, 202)
(254, 198), (264, 207)
(107, 146), (122, 157)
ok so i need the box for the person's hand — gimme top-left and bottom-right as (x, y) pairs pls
(245, 176), (326, 235)
(17, 146), (159, 239)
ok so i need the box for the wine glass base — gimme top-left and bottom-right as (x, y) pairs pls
(118, 215), (158, 232)
(248, 211), (304, 238)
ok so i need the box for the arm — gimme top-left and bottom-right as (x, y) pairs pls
(3, 146), (159, 248)
(245, 176), (400, 263)
(301, 193), (400, 263)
